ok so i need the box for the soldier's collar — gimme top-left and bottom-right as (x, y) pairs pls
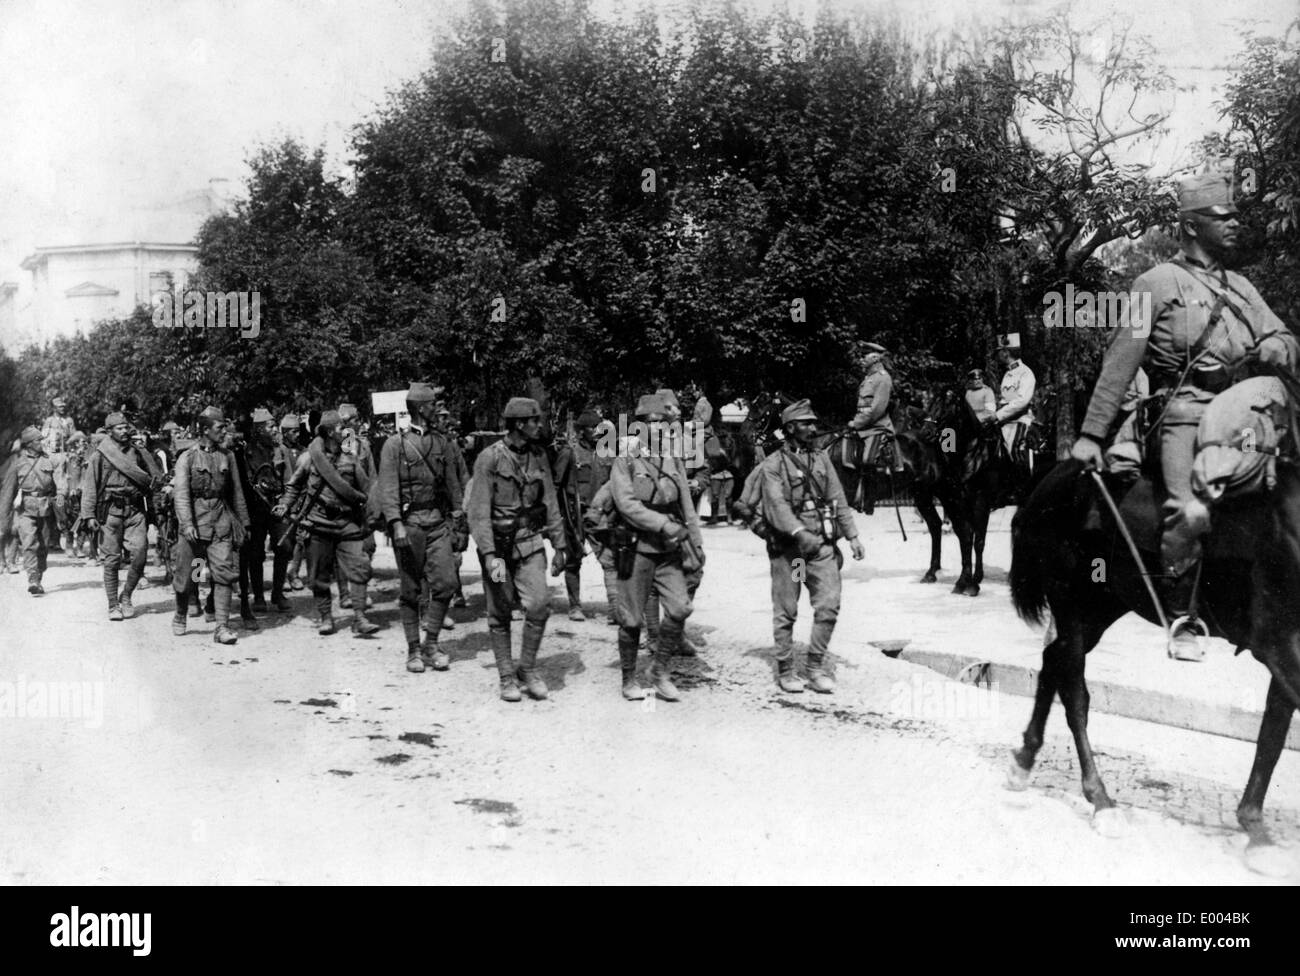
(1179, 251), (1222, 273)
(407, 422), (426, 435)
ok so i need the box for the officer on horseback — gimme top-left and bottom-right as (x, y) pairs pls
(987, 334), (1036, 472)
(848, 342), (895, 514)
(1070, 169), (1299, 661)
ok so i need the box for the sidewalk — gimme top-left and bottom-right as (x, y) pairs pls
(829, 507), (1293, 752)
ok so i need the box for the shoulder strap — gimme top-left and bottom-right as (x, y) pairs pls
(782, 447), (827, 504)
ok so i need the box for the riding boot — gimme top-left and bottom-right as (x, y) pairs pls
(619, 631), (645, 700)
(350, 581), (379, 635)
(212, 584), (238, 644)
(491, 630), (521, 702)
(651, 619), (683, 701)
(516, 618), (549, 700)
(858, 469), (877, 516)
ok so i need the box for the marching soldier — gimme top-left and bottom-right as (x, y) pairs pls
(0, 426), (65, 594)
(551, 409), (611, 621)
(988, 333), (1036, 469)
(377, 383), (464, 673)
(761, 400), (864, 693)
(848, 343), (894, 515)
(280, 413), (308, 591)
(439, 406), (472, 610)
(581, 480), (623, 626)
(42, 396), (77, 550)
(337, 402), (375, 612)
(1072, 169), (1300, 661)
(466, 397), (567, 702)
(609, 393), (704, 701)
(242, 408), (290, 613)
(80, 411), (162, 620)
(171, 407), (250, 644)
(0, 429), (19, 574)
(274, 410), (380, 637)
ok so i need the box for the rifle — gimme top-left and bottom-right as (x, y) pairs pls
(276, 477), (327, 548)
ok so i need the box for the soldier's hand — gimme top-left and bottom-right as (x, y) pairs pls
(795, 529), (822, 559)
(550, 548), (566, 577)
(392, 522), (410, 548)
(488, 556), (508, 583)
(850, 538), (865, 561)
(1070, 436), (1105, 471)
(662, 519), (687, 545)
(271, 504), (287, 519)
(83, 518), (99, 533)
(185, 526), (201, 542)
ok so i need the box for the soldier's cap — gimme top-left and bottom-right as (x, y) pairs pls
(635, 393), (666, 419)
(860, 342), (886, 366)
(279, 413), (299, 429)
(105, 411), (128, 427)
(406, 382), (440, 404)
(197, 406), (226, 426)
(997, 333), (1022, 352)
(161, 420), (180, 432)
(51, 396), (66, 407)
(1177, 170), (1238, 216)
(863, 342), (887, 354)
(654, 388), (681, 409)
(251, 407), (274, 424)
(502, 397), (542, 420)
(338, 402), (359, 420)
(68, 430), (86, 444)
(575, 409), (602, 428)
(19, 425), (42, 445)
(781, 399), (818, 425)
(966, 368), (985, 381)
(319, 409), (342, 428)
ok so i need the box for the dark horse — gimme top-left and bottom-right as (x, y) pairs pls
(1010, 454), (1300, 867)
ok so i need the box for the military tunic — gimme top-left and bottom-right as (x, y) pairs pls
(851, 367), (895, 464)
(81, 439), (158, 607)
(0, 448), (65, 585)
(171, 441), (250, 591)
(996, 360), (1036, 457)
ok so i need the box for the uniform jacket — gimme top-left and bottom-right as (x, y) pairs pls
(851, 368), (895, 437)
(552, 440), (611, 536)
(964, 386), (997, 422)
(995, 360), (1036, 426)
(609, 448), (703, 555)
(760, 444), (858, 542)
(80, 439), (159, 520)
(0, 448), (66, 534)
(377, 424), (464, 528)
(281, 441), (369, 535)
(1081, 255), (1295, 441)
(467, 439), (565, 560)
(173, 441), (250, 539)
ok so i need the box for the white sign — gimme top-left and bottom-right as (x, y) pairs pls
(371, 389), (408, 416)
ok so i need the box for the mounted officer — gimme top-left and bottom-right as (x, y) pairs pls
(1071, 169), (1299, 661)
(848, 342), (895, 514)
(466, 397), (567, 702)
(986, 333), (1036, 473)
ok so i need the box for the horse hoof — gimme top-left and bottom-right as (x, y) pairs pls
(1005, 759), (1031, 791)
(1093, 807), (1127, 838)
(920, 572), (937, 584)
(1244, 842), (1294, 878)
(964, 584), (980, 597)
(951, 583), (968, 595)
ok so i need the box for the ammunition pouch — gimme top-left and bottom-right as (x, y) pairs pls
(611, 519), (637, 579)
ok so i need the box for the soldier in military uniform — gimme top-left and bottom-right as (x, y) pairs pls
(278, 413), (308, 591)
(64, 431), (89, 557)
(80, 411), (162, 620)
(848, 343), (894, 515)
(964, 368), (996, 422)
(337, 402), (375, 612)
(0, 426), (65, 594)
(760, 400), (865, 692)
(42, 396), (77, 550)
(171, 407), (251, 644)
(241, 407), (291, 614)
(274, 410), (380, 638)
(1072, 170), (1299, 661)
(581, 479), (623, 626)
(439, 406), (472, 610)
(376, 383), (465, 672)
(551, 409), (611, 622)
(986, 333), (1036, 470)
(609, 393), (705, 701)
(466, 397), (567, 702)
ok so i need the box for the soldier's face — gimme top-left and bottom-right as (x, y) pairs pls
(1187, 210), (1240, 255)
(110, 422), (131, 443)
(258, 421), (276, 440)
(205, 421), (227, 443)
(790, 420), (817, 445)
(521, 417), (542, 441)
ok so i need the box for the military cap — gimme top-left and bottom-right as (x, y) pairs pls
(338, 402), (359, 420)
(635, 393), (666, 419)
(19, 425), (42, 446)
(575, 409), (602, 427)
(197, 406), (225, 426)
(68, 430), (87, 444)
(502, 397), (542, 420)
(861, 342), (887, 366)
(1177, 171), (1237, 215)
(51, 396), (66, 407)
(781, 399), (818, 425)
(997, 333), (1022, 352)
(279, 413), (299, 429)
(161, 420), (180, 432)
(966, 368), (985, 382)
(406, 382), (440, 404)
(863, 342), (887, 354)
(251, 407), (274, 424)
(105, 411), (128, 427)
(319, 409), (342, 428)
(655, 388), (681, 409)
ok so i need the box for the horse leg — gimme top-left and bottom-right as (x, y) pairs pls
(1237, 677), (1294, 860)
(950, 511), (973, 595)
(1055, 615), (1119, 828)
(916, 491), (942, 583)
(966, 496), (991, 597)
(1008, 631), (1063, 788)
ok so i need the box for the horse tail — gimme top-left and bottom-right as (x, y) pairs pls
(1010, 459), (1084, 626)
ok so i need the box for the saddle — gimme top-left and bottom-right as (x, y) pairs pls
(1107, 473), (1264, 564)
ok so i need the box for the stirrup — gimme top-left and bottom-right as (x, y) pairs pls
(1167, 615), (1209, 662)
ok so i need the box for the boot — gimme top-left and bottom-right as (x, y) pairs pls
(350, 583), (378, 635)
(172, 615), (187, 636)
(109, 604), (124, 622)
(212, 584), (238, 644)
(805, 654), (835, 694)
(777, 656), (806, 693)
(204, 590), (215, 623)
(491, 631), (521, 702)
(651, 621), (683, 702)
(173, 593), (189, 635)
(272, 593), (292, 612)
(406, 641), (426, 674)
(516, 617), (549, 699)
(239, 597), (260, 631)
(677, 633), (700, 657)
(318, 615), (335, 636)
(420, 638), (450, 671)
(619, 632), (645, 700)
(188, 589), (203, 617)
(28, 579), (44, 595)
(117, 586), (135, 619)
